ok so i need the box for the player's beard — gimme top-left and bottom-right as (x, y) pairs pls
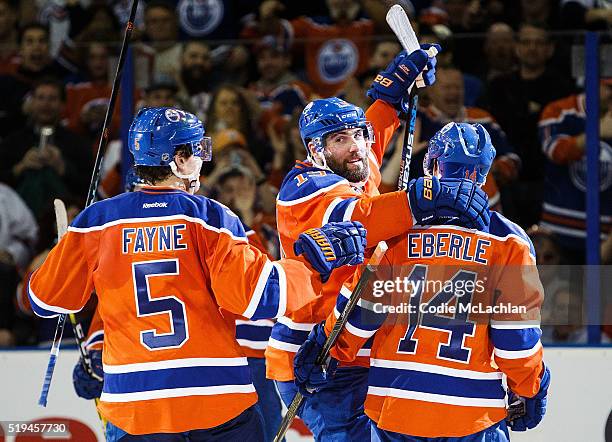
(324, 151), (369, 183)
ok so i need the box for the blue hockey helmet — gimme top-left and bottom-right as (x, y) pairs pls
(128, 107), (212, 166)
(298, 98), (373, 155)
(423, 122), (496, 185)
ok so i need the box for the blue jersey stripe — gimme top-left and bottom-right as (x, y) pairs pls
(329, 198), (357, 222)
(250, 266), (281, 320)
(103, 365), (252, 394)
(487, 212), (535, 258)
(278, 165), (346, 203)
(490, 327), (541, 351)
(368, 366), (505, 400)
(236, 324), (273, 342)
(337, 290), (386, 332)
(270, 322), (311, 346)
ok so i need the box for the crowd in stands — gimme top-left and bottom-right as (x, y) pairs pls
(0, 0), (610, 347)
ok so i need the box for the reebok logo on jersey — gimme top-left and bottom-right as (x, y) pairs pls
(303, 228), (336, 261)
(142, 202), (168, 209)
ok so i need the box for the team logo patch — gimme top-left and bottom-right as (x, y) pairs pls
(317, 39), (358, 84)
(570, 141), (612, 192)
(161, 153), (170, 163)
(165, 109), (182, 122)
(178, 0), (224, 37)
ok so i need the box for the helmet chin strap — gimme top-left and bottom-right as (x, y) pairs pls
(170, 157), (203, 194)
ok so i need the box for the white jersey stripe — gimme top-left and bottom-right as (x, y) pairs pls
(367, 386), (506, 408)
(101, 384), (256, 402)
(103, 357), (248, 374)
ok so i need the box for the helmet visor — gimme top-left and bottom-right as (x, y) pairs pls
(192, 136), (213, 161)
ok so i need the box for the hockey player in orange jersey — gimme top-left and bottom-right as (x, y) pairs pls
(295, 122), (550, 441)
(27, 107), (369, 441)
(269, 46), (493, 440)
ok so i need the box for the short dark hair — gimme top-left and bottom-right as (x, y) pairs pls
(216, 166), (253, 188)
(18, 22), (49, 45)
(135, 145), (191, 185)
(33, 77), (66, 101)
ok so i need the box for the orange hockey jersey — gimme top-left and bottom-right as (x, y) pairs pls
(266, 99), (420, 381)
(326, 212), (545, 437)
(28, 186), (324, 435)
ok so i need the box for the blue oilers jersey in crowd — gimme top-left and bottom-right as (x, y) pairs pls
(539, 94), (612, 251)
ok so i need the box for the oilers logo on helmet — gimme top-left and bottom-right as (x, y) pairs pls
(298, 98), (373, 157)
(128, 107), (212, 167)
(424, 122), (496, 186)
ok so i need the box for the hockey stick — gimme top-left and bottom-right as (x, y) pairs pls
(38, 199), (68, 406)
(272, 241), (389, 442)
(40, 0), (140, 407)
(386, 5), (421, 191)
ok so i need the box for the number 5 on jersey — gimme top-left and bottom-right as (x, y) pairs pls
(133, 259), (189, 350)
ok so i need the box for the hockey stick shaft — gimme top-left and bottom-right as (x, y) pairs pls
(397, 92), (418, 191)
(42, 0), (139, 409)
(273, 242), (388, 442)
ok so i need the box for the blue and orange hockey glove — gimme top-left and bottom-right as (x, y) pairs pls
(367, 44), (441, 112)
(294, 321), (338, 397)
(294, 221), (366, 283)
(408, 177), (490, 230)
(509, 365), (551, 431)
(72, 350), (103, 400)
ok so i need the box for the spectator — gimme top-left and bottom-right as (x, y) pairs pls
(0, 182), (38, 347)
(141, 0), (182, 80)
(561, 0), (612, 30)
(241, 0), (294, 46)
(176, 41), (217, 122)
(205, 129), (277, 216)
(528, 226), (590, 343)
(521, 0), (561, 28)
(284, 0), (379, 96)
(206, 84), (271, 170)
(249, 36), (312, 136)
(484, 23), (576, 227)
(64, 42), (126, 141)
(368, 39), (402, 71)
(538, 80), (612, 263)
(10, 23), (69, 84)
(419, 66), (520, 185)
(57, 3), (121, 76)
(0, 23), (68, 139)
(483, 22), (516, 81)
(266, 110), (306, 189)
(0, 0), (18, 75)
(0, 78), (92, 217)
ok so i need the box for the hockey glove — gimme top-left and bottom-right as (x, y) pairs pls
(367, 44), (441, 112)
(509, 365), (551, 432)
(407, 177), (491, 230)
(294, 221), (366, 283)
(294, 322), (338, 397)
(72, 350), (103, 400)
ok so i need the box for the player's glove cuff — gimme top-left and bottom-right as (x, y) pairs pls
(294, 221), (366, 282)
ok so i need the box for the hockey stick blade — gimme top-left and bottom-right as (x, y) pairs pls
(386, 5), (420, 52)
(54, 199), (68, 238)
(272, 242), (388, 442)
